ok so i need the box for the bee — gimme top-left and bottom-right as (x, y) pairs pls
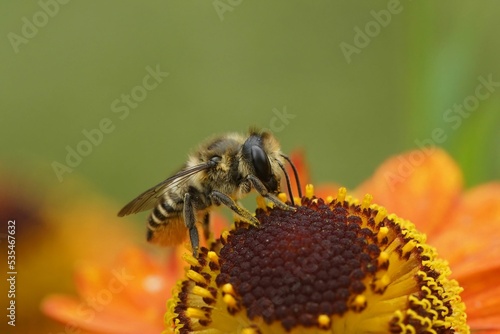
(117, 129), (302, 255)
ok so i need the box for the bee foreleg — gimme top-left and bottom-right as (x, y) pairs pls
(209, 191), (260, 227)
(246, 174), (296, 211)
(183, 193), (200, 256)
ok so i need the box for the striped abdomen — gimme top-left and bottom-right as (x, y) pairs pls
(146, 200), (187, 246)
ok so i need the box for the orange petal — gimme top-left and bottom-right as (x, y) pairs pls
(114, 248), (175, 310)
(284, 149), (311, 196)
(430, 183), (500, 277)
(208, 211), (231, 242)
(355, 148), (463, 235)
(41, 294), (163, 334)
(73, 247), (177, 313)
(458, 269), (500, 332)
(315, 183), (343, 201)
(74, 263), (110, 299)
(467, 317), (500, 334)
(457, 266), (500, 316)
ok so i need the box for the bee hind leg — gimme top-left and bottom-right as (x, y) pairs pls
(183, 193), (200, 256)
(246, 174), (296, 211)
(210, 191), (260, 227)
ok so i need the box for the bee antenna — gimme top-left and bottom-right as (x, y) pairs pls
(281, 154), (302, 199)
(278, 161), (295, 205)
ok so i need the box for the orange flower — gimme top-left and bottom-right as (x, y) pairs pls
(293, 148), (500, 332)
(42, 213), (229, 334)
(42, 147), (498, 333)
(42, 247), (177, 334)
(166, 189), (468, 333)
(0, 167), (141, 334)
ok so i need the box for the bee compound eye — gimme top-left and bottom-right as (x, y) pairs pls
(251, 146), (272, 182)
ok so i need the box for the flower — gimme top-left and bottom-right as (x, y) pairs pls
(166, 187), (469, 333)
(42, 247), (178, 334)
(0, 166), (140, 334)
(42, 210), (229, 334)
(41, 147), (499, 333)
(296, 148), (500, 332)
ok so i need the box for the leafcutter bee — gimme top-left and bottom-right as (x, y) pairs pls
(118, 129), (301, 255)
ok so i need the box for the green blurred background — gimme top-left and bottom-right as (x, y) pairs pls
(1, 1), (499, 197)
(0, 1), (499, 332)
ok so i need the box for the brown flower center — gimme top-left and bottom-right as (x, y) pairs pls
(216, 201), (380, 330)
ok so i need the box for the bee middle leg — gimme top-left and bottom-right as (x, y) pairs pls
(183, 193), (200, 256)
(246, 174), (296, 211)
(209, 191), (260, 227)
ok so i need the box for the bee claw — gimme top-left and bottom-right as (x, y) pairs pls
(269, 197), (295, 212)
(234, 215), (260, 228)
(249, 216), (261, 227)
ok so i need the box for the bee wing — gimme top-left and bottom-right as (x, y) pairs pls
(117, 162), (214, 216)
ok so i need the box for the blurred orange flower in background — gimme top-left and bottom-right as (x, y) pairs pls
(41, 209), (228, 334)
(42, 248), (176, 334)
(0, 168), (140, 333)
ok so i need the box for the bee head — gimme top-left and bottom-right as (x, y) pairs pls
(242, 132), (280, 192)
